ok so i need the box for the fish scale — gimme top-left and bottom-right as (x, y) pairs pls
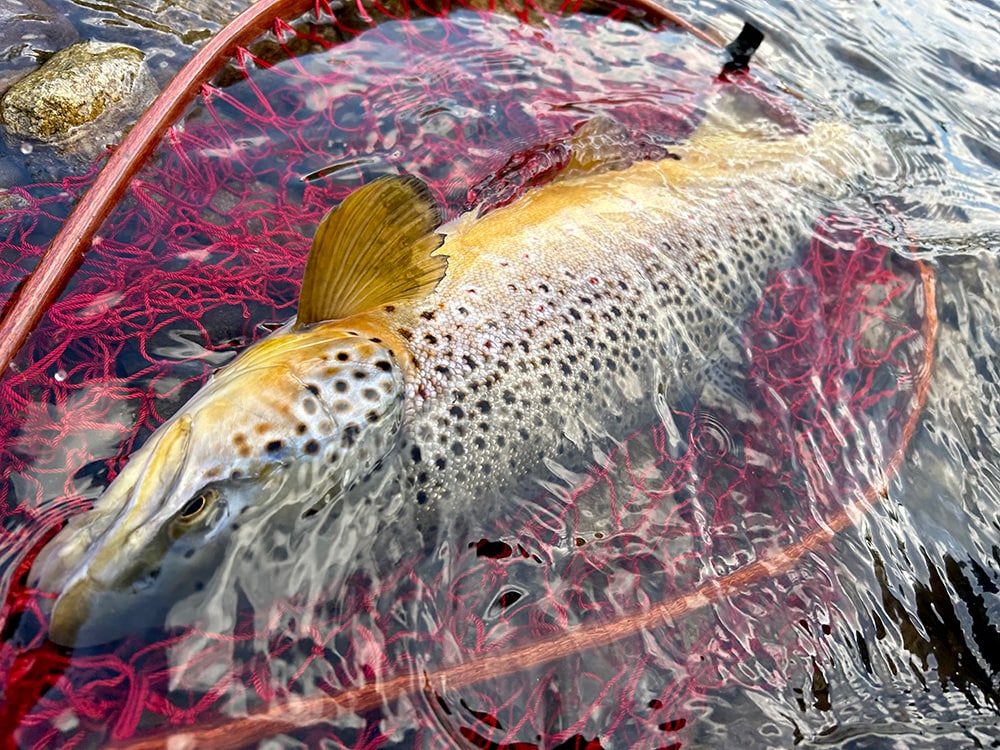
(382, 177), (806, 509)
(29, 117), (879, 646)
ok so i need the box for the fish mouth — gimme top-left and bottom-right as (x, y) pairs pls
(30, 517), (170, 648)
(42, 580), (135, 648)
(34, 526), (220, 648)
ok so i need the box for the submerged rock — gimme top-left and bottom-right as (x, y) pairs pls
(0, 0), (78, 98)
(0, 40), (158, 165)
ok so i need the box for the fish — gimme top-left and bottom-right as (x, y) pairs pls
(28, 108), (878, 647)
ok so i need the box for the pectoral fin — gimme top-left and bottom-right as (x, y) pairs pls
(297, 175), (448, 326)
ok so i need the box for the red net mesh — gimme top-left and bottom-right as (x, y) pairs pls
(0, 3), (933, 748)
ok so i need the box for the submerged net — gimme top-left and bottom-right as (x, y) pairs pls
(0, 2), (933, 748)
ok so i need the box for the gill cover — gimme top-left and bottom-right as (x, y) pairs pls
(30, 175), (448, 647)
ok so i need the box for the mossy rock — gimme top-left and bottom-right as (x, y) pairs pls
(0, 41), (151, 142)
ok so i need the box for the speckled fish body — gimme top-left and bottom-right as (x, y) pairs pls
(354, 121), (866, 507)
(29, 116), (875, 646)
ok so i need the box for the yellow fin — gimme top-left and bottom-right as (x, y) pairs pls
(561, 116), (639, 179)
(677, 88), (867, 181)
(559, 116), (681, 181)
(297, 175), (447, 326)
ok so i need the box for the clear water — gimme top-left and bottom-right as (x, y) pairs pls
(661, 0), (1000, 745)
(1, 0), (999, 747)
(693, 0), (1000, 732)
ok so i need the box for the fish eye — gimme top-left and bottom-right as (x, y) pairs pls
(178, 488), (219, 522)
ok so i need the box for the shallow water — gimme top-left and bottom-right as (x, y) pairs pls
(1, 0), (999, 747)
(666, 0), (1000, 744)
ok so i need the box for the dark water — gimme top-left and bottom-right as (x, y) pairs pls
(662, 0), (1000, 746)
(1, 0), (1000, 747)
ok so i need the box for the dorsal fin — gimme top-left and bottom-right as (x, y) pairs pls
(297, 175), (447, 326)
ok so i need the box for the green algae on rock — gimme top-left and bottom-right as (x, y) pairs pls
(0, 40), (157, 158)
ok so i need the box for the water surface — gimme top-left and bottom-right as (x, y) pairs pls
(0, 0), (999, 747)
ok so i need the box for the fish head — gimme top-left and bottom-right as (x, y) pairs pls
(29, 330), (406, 647)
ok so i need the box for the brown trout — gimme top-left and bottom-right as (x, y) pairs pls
(29, 112), (877, 647)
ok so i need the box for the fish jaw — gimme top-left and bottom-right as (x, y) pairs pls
(30, 329), (407, 647)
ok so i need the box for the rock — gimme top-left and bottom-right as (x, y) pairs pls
(0, 40), (158, 163)
(0, 0), (78, 98)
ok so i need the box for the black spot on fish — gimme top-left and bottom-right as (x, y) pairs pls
(352, 370), (367, 380)
(417, 490), (428, 504)
(450, 406), (465, 419)
(296, 423), (308, 434)
(365, 410), (379, 423)
(476, 400), (491, 413)
(435, 457), (447, 470)
(474, 539), (512, 558)
(451, 442), (465, 456)
(266, 440), (283, 453)
(362, 388), (379, 401)
(425, 333), (438, 345)
(305, 440), (319, 454)
(398, 328), (413, 341)
(342, 424), (360, 448)
(306, 384), (320, 397)
(411, 446), (422, 463)
(336, 352), (350, 362)
(375, 360), (392, 372)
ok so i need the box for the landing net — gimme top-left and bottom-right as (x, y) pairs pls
(0, 3), (934, 748)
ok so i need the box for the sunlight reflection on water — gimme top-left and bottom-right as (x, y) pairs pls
(0, 0), (998, 746)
